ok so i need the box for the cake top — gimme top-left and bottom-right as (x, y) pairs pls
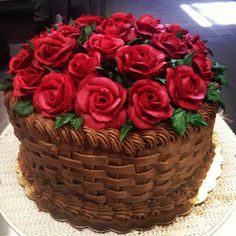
(0, 12), (226, 139)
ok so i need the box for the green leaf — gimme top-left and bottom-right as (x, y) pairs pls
(182, 50), (195, 66)
(70, 116), (83, 129)
(170, 59), (182, 68)
(42, 65), (59, 73)
(45, 27), (52, 33)
(13, 101), (34, 116)
(127, 38), (144, 46)
(206, 83), (225, 109)
(78, 25), (94, 44)
(116, 75), (123, 85)
(52, 24), (59, 30)
(171, 108), (187, 135)
(176, 31), (185, 39)
(26, 40), (34, 55)
(55, 113), (75, 128)
(101, 53), (112, 70)
(120, 120), (133, 141)
(212, 62), (226, 73)
(0, 75), (14, 91)
(186, 112), (208, 127)
(214, 73), (228, 86)
(69, 18), (76, 27)
(154, 77), (166, 84)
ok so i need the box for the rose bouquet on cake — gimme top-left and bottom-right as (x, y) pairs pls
(1, 12), (226, 138)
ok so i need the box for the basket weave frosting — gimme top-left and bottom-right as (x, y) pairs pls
(4, 90), (218, 232)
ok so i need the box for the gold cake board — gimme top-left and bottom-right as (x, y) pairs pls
(0, 115), (236, 236)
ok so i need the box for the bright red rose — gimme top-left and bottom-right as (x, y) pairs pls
(13, 67), (44, 97)
(164, 24), (188, 35)
(128, 80), (173, 129)
(166, 65), (207, 111)
(185, 34), (208, 55)
(75, 15), (103, 27)
(134, 14), (163, 37)
(96, 13), (135, 41)
(151, 32), (188, 59)
(68, 51), (101, 85)
(33, 72), (75, 117)
(56, 24), (80, 38)
(116, 44), (167, 80)
(84, 34), (124, 56)
(74, 75), (127, 129)
(9, 49), (32, 74)
(192, 52), (214, 80)
(34, 32), (77, 68)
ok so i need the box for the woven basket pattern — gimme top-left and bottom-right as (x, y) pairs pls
(4, 91), (218, 232)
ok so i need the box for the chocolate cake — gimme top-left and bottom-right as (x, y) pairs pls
(1, 12), (225, 232)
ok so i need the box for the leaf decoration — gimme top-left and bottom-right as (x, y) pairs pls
(212, 61), (228, 86)
(170, 51), (195, 67)
(176, 31), (185, 39)
(13, 101), (34, 116)
(154, 77), (166, 84)
(78, 25), (94, 44)
(171, 108), (207, 135)
(171, 108), (187, 135)
(45, 27), (52, 33)
(0, 74), (14, 91)
(120, 120), (133, 141)
(206, 83), (225, 109)
(69, 18), (76, 27)
(55, 113), (83, 129)
(26, 40), (34, 55)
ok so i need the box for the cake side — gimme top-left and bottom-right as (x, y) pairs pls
(5, 90), (218, 232)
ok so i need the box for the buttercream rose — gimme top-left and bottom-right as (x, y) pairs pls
(74, 75), (127, 129)
(13, 67), (44, 97)
(128, 80), (173, 129)
(192, 52), (214, 80)
(116, 44), (167, 80)
(34, 32), (76, 68)
(56, 24), (80, 38)
(9, 49), (32, 74)
(134, 14), (163, 37)
(166, 65), (207, 111)
(84, 34), (124, 56)
(68, 51), (101, 84)
(165, 24), (188, 35)
(151, 32), (188, 59)
(96, 13), (135, 41)
(75, 15), (103, 27)
(33, 72), (75, 117)
(185, 34), (208, 55)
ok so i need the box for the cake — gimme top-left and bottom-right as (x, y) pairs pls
(1, 12), (226, 233)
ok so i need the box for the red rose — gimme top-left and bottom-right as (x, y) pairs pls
(192, 52), (214, 80)
(165, 24), (188, 35)
(68, 51), (101, 85)
(33, 72), (75, 117)
(128, 80), (173, 129)
(56, 24), (80, 38)
(74, 75), (127, 129)
(134, 14), (163, 37)
(185, 34), (208, 55)
(166, 65), (207, 111)
(96, 13), (135, 41)
(75, 15), (103, 27)
(116, 44), (167, 80)
(84, 34), (124, 56)
(13, 67), (44, 97)
(34, 32), (76, 68)
(151, 32), (188, 59)
(9, 49), (32, 74)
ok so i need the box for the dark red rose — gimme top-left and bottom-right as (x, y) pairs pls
(134, 14), (163, 37)
(56, 24), (80, 38)
(84, 34), (124, 56)
(185, 34), (208, 55)
(128, 80), (173, 129)
(9, 49), (32, 74)
(33, 72), (75, 117)
(116, 44), (167, 80)
(34, 32), (77, 68)
(166, 65), (207, 111)
(96, 13), (135, 42)
(13, 67), (44, 97)
(192, 52), (214, 80)
(151, 32), (188, 59)
(74, 75), (127, 129)
(165, 24), (188, 35)
(68, 51), (101, 85)
(75, 15), (103, 27)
